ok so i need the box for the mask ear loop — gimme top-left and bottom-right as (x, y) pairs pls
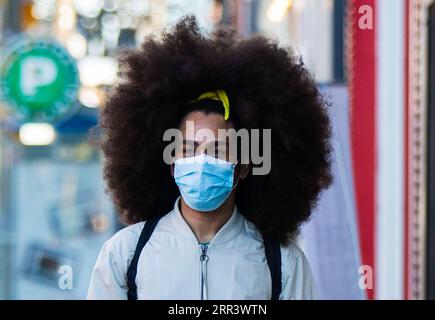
(231, 161), (241, 190)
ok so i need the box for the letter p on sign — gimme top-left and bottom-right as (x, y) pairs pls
(20, 56), (58, 96)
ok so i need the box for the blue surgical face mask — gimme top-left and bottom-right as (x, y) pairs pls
(174, 153), (238, 212)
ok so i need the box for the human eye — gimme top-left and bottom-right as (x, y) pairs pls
(182, 141), (195, 158)
(211, 140), (232, 162)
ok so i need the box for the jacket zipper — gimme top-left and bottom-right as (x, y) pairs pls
(199, 243), (209, 300)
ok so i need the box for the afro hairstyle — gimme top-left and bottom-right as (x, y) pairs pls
(98, 15), (332, 245)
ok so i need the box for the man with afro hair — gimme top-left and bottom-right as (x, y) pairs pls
(88, 15), (332, 300)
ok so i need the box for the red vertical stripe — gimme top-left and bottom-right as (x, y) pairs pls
(348, 0), (377, 300)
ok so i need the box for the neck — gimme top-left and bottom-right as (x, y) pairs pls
(179, 192), (236, 244)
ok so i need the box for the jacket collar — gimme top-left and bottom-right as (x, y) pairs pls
(169, 196), (244, 246)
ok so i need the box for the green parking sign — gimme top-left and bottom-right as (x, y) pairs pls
(0, 40), (79, 122)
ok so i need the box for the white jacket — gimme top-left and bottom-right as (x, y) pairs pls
(87, 197), (318, 300)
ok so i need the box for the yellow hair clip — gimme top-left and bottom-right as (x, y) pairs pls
(189, 90), (230, 120)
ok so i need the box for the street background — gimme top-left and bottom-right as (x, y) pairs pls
(0, 0), (434, 300)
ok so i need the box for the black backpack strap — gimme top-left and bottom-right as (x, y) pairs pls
(126, 214), (164, 300)
(263, 234), (282, 300)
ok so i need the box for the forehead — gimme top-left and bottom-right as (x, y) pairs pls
(179, 111), (234, 141)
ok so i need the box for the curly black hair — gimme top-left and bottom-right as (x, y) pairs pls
(98, 15), (332, 245)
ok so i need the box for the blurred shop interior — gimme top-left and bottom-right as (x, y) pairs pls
(0, 0), (434, 300)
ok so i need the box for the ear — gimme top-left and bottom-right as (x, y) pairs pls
(238, 164), (250, 180)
